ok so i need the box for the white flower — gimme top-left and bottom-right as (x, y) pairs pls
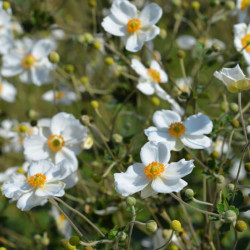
(1, 160), (70, 211)
(114, 141), (195, 198)
(234, 23), (250, 65)
(131, 59), (184, 115)
(236, 0), (250, 11)
(214, 64), (250, 92)
(176, 35), (197, 50)
(229, 159), (246, 181)
(49, 205), (72, 239)
(175, 77), (192, 97)
(23, 112), (88, 171)
(1, 38), (56, 86)
(145, 110), (213, 151)
(102, 0), (162, 52)
(206, 136), (229, 157)
(0, 78), (16, 102)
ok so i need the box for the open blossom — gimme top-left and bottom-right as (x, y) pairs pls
(1, 38), (56, 86)
(145, 110), (213, 151)
(214, 64), (250, 92)
(102, 0), (162, 52)
(0, 78), (17, 103)
(1, 160), (70, 211)
(114, 141), (195, 198)
(23, 112), (88, 170)
(234, 23), (250, 65)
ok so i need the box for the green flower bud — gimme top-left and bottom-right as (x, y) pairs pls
(117, 231), (127, 241)
(49, 51), (60, 64)
(185, 153), (191, 160)
(88, 0), (97, 8)
(126, 197), (136, 207)
(172, 0), (181, 7)
(81, 76), (89, 84)
(245, 162), (250, 172)
(69, 236), (80, 246)
(231, 119), (240, 128)
(41, 237), (50, 246)
(146, 220), (158, 233)
(225, 1), (235, 10)
(83, 33), (94, 44)
(92, 173), (102, 183)
(229, 103), (239, 112)
(227, 184), (234, 192)
(162, 229), (172, 239)
(166, 244), (179, 250)
(160, 29), (167, 39)
(170, 220), (182, 232)
(212, 151), (220, 159)
(91, 100), (99, 109)
(3, 1), (10, 10)
(27, 109), (39, 119)
(185, 188), (194, 199)
(93, 41), (101, 50)
(81, 115), (90, 126)
(177, 50), (186, 59)
(216, 175), (224, 184)
(151, 97), (160, 106)
(224, 210), (237, 223)
(191, 1), (200, 10)
(221, 101), (229, 111)
(65, 64), (75, 74)
(34, 234), (42, 241)
(105, 57), (114, 65)
(235, 220), (247, 232)
(112, 133), (123, 144)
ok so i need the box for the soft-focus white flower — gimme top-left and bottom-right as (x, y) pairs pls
(230, 159), (247, 181)
(236, 0), (250, 11)
(175, 77), (192, 98)
(102, 0), (162, 52)
(234, 23), (250, 65)
(206, 136), (229, 157)
(50, 24), (66, 40)
(49, 205), (72, 239)
(42, 88), (79, 105)
(176, 35), (197, 50)
(114, 141), (195, 198)
(0, 78), (17, 102)
(1, 160), (70, 211)
(214, 64), (250, 92)
(23, 112), (88, 171)
(1, 37), (56, 86)
(145, 110), (213, 151)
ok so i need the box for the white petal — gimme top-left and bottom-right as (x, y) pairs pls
(45, 160), (72, 181)
(152, 178), (187, 193)
(1, 64), (23, 77)
(101, 15), (127, 37)
(114, 163), (149, 196)
(243, 50), (250, 65)
(31, 63), (52, 86)
(19, 70), (32, 83)
(176, 35), (196, 50)
(125, 32), (145, 52)
(62, 171), (78, 189)
(153, 110), (181, 129)
(50, 112), (75, 135)
(35, 182), (65, 197)
(139, 25), (160, 42)
(173, 138), (184, 151)
(140, 141), (170, 166)
(137, 82), (155, 95)
(234, 23), (247, 40)
(28, 160), (53, 177)
(150, 60), (161, 71)
(55, 147), (78, 172)
(0, 81), (17, 102)
(139, 3), (162, 28)
(184, 113), (213, 135)
(131, 59), (148, 77)
(164, 159), (195, 180)
(32, 39), (56, 60)
(181, 134), (212, 149)
(17, 192), (47, 211)
(141, 183), (157, 198)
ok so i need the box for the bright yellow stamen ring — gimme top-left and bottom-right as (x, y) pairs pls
(127, 18), (141, 33)
(28, 173), (47, 187)
(241, 34), (250, 52)
(144, 161), (165, 179)
(241, 0), (250, 10)
(0, 83), (3, 93)
(48, 135), (65, 152)
(168, 122), (186, 137)
(21, 54), (37, 69)
(148, 68), (161, 83)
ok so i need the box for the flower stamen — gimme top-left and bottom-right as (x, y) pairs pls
(22, 54), (37, 69)
(169, 122), (186, 137)
(127, 18), (141, 33)
(148, 68), (161, 83)
(28, 173), (47, 187)
(242, 34), (250, 52)
(241, 0), (250, 10)
(0, 83), (3, 93)
(55, 92), (65, 100)
(48, 135), (65, 152)
(144, 161), (165, 179)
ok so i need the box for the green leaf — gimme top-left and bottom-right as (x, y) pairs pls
(108, 226), (119, 240)
(219, 223), (231, 232)
(239, 205), (250, 212)
(228, 205), (239, 216)
(217, 203), (225, 214)
(226, 190), (244, 208)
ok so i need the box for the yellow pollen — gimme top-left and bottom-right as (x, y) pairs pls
(148, 68), (161, 83)
(241, 0), (250, 10)
(28, 173), (46, 187)
(127, 18), (141, 33)
(144, 161), (165, 179)
(242, 34), (250, 52)
(59, 214), (66, 221)
(18, 124), (29, 133)
(21, 54), (37, 69)
(169, 122), (186, 137)
(48, 134), (65, 152)
(55, 91), (65, 100)
(0, 83), (3, 93)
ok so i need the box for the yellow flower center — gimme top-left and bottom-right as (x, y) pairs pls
(241, 0), (250, 10)
(21, 54), (37, 69)
(242, 34), (250, 52)
(48, 134), (65, 152)
(127, 18), (141, 33)
(0, 83), (3, 93)
(168, 122), (186, 137)
(18, 124), (29, 133)
(144, 161), (165, 179)
(55, 91), (65, 100)
(28, 173), (47, 187)
(148, 68), (161, 83)
(17, 167), (25, 174)
(59, 214), (66, 221)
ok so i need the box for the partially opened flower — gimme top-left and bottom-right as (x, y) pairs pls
(175, 77), (192, 101)
(145, 110), (213, 151)
(114, 141), (195, 198)
(1, 160), (70, 211)
(23, 112), (88, 170)
(234, 23), (250, 65)
(1, 38), (56, 86)
(0, 78), (17, 103)
(214, 64), (250, 92)
(102, 0), (162, 52)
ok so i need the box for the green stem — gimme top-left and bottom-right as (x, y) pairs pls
(80, 239), (113, 247)
(126, 206), (136, 250)
(155, 231), (174, 250)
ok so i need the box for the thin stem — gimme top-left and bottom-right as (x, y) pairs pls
(233, 101), (250, 120)
(180, 58), (192, 90)
(64, 193), (85, 205)
(155, 231), (174, 250)
(49, 198), (83, 238)
(80, 239), (113, 247)
(54, 197), (105, 237)
(102, 160), (119, 178)
(232, 228), (238, 250)
(192, 198), (214, 207)
(126, 206), (136, 250)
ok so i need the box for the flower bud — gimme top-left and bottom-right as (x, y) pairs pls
(185, 188), (194, 199)
(112, 133), (123, 144)
(88, 0), (97, 8)
(166, 244), (179, 250)
(170, 220), (182, 232)
(216, 175), (224, 184)
(212, 42), (222, 52)
(92, 173), (102, 183)
(235, 220), (247, 232)
(34, 234), (42, 241)
(231, 119), (240, 128)
(82, 136), (93, 149)
(151, 97), (160, 106)
(93, 41), (101, 50)
(185, 153), (191, 160)
(65, 65), (75, 74)
(229, 103), (239, 112)
(146, 220), (158, 233)
(117, 231), (127, 241)
(177, 50), (186, 59)
(225, 1), (235, 10)
(67, 243), (76, 250)
(224, 210), (237, 223)
(81, 76), (89, 84)
(49, 51), (60, 64)
(245, 162), (250, 172)
(172, 0), (181, 7)
(19, 124), (29, 133)
(69, 236), (80, 246)
(211, 151), (220, 159)
(210, 0), (220, 7)
(227, 184), (234, 192)
(61, 239), (69, 248)
(3, 1), (10, 10)
(81, 115), (90, 126)
(91, 100), (99, 109)
(126, 197), (136, 207)
(162, 229), (172, 239)
(191, 1), (200, 10)
(82, 33), (94, 44)
(27, 109), (39, 118)
(105, 57), (114, 65)
(221, 101), (229, 111)
(160, 29), (167, 39)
